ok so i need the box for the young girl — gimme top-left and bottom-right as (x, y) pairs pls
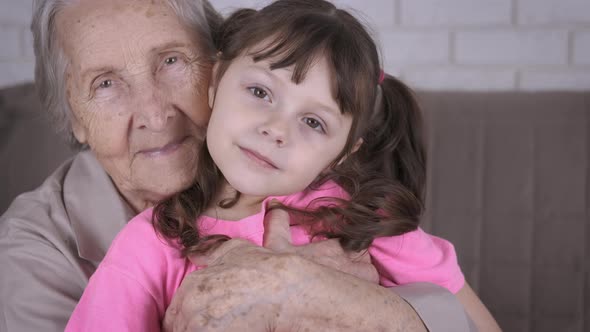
(67, 0), (498, 330)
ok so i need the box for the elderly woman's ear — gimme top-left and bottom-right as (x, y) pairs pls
(71, 115), (87, 144)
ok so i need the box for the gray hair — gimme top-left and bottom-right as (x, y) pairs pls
(31, 0), (222, 147)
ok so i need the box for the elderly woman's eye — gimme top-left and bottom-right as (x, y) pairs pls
(164, 56), (178, 65)
(98, 80), (113, 89)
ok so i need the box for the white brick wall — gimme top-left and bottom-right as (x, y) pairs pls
(455, 30), (568, 65)
(517, 0), (590, 25)
(520, 70), (590, 90)
(573, 31), (590, 65)
(381, 31), (450, 65)
(400, 0), (512, 27)
(0, 0), (33, 25)
(0, 0), (589, 91)
(403, 67), (516, 91)
(0, 26), (21, 59)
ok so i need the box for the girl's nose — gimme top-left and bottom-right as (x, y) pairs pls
(260, 128), (285, 147)
(257, 115), (289, 147)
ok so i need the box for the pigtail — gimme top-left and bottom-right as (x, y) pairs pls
(359, 74), (426, 202)
(290, 171), (424, 251)
(296, 74), (427, 252)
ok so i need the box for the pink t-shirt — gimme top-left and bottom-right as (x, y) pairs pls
(66, 182), (464, 331)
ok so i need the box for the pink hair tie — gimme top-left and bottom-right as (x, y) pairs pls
(378, 69), (385, 84)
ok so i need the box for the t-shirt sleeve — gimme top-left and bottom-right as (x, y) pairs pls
(65, 209), (192, 332)
(369, 227), (465, 294)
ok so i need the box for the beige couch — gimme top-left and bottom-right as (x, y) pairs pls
(1, 83), (588, 332)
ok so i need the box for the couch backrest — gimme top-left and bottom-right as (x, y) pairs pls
(0, 84), (75, 213)
(1, 84), (589, 332)
(419, 91), (589, 332)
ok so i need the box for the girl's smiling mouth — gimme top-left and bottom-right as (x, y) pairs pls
(239, 146), (279, 169)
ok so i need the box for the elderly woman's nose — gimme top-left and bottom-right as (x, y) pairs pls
(135, 90), (176, 131)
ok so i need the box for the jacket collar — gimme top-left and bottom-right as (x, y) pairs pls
(64, 151), (135, 264)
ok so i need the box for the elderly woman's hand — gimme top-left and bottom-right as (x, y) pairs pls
(163, 239), (295, 331)
(162, 209), (425, 332)
(262, 208), (379, 283)
(187, 208), (379, 283)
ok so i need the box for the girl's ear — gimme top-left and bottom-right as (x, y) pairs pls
(351, 137), (364, 154)
(208, 61), (220, 109)
(337, 138), (364, 166)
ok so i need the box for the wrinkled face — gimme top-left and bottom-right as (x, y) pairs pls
(59, 0), (212, 206)
(206, 54), (353, 197)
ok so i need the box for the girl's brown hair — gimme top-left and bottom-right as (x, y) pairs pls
(153, 0), (426, 254)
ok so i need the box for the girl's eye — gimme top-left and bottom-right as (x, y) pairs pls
(248, 87), (269, 100)
(303, 117), (325, 132)
(164, 56), (178, 65)
(98, 80), (113, 89)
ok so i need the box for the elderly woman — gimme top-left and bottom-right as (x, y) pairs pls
(0, 0), (476, 331)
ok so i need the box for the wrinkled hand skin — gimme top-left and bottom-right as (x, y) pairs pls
(262, 208), (380, 284)
(164, 241), (310, 332)
(163, 209), (426, 332)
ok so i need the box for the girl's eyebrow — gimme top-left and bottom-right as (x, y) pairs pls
(244, 64), (278, 82)
(313, 103), (344, 124)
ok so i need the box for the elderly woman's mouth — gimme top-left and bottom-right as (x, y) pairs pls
(139, 136), (190, 157)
